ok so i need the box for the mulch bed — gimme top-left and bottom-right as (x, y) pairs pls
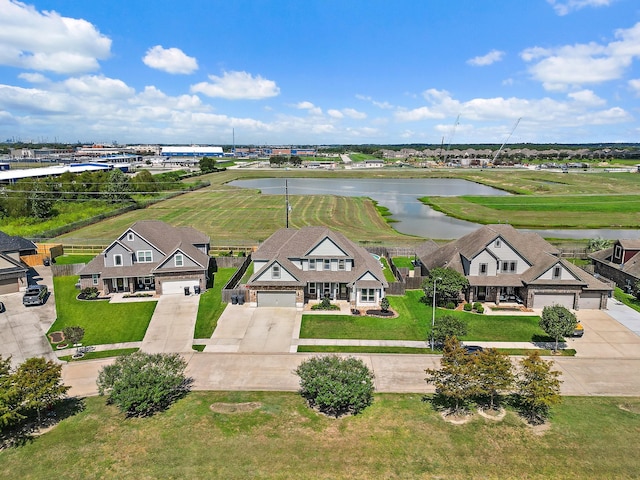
(48, 331), (64, 343)
(365, 309), (397, 318)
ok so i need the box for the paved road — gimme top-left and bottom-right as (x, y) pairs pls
(0, 266), (57, 367)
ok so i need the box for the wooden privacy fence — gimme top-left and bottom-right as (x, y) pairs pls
(221, 255), (252, 303)
(51, 263), (86, 277)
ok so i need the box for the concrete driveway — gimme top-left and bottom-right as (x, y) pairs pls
(140, 294), (200, 353)
(203, 304), (300, 353)
(568, 308), (640, 358)
(0, 266), (58, 367)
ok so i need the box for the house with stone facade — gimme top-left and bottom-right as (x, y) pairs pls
(78, 220), (210, 295)
(417, 224), (611, 310)
(246, 226), (388, 308)
(589, 239), (640, 294)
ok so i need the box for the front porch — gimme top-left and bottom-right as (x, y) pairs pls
(469, 285), (525, 306)
(103, 276), (156, 294)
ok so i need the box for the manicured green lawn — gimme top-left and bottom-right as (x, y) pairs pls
(392, 256), (414, 269)
(300, 290), (549, 342)
(297, 346), (576, 356)
(52, 254), (95, 265)
(1, 392), (639, 478)
(194, 268), (236, 338)
(614, 287), (640, 314)
(379, 257), (396, 282)
(48, 276), (157, 345)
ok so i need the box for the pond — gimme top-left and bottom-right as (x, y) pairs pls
(227, 178), (640, 240)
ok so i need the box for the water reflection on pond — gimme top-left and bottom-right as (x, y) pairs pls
(228, 178), (640, 240)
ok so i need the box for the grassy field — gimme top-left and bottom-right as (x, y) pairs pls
(300, 290), (549, 342)
(297, 345), (576, 356)
(194, 268), (237, 338)
(614, 287), (640, 314)
(1, 392), (639, 479)
(48, 276), (157, 345)
(48, 168), (640, 246)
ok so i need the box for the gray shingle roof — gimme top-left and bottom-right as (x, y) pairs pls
(0, 231), (37, 254)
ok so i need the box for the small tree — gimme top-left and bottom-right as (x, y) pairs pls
(380, 297), (390, 312)
(0, 355), (25, 430)
(474, 348), (514, 411)
(425, 336), (477, 413)
(516, 351), (562, 424)
(587, 237), (611, 252)
(539, 305), (577, 352)
(13, 357), (70, 424)
(295, 355), (374, 417)
(430, 315), (468, 347)
(97, 352), (192, 417)
(422, 267), (469, 306)
(63, 326), (85, 349)
(199, 156), (217, 173)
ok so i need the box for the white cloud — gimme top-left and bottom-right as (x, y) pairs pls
(629, 79), (640, 95)
(547, 0), (613, 16)
(521, 22), (640, 91)
(342, 108), (366, 119)
(295, 101), (322, 115)
(0, 0), (111, 74)
(143, 45), (198, 74)
(191, 71), (280, 100)
(567, 89), (606, 106)
(63, 75), (134, 99)
(356, 94), (394, 109)
(467, 50), (505, 66)
(327, 109), (343, 118)
(18, 72), (48, 83)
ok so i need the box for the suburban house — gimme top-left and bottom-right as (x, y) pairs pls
(0, 231), (35, 294)
(245, 226), (388, 308)
(78, 220), (211, 295)
(589, 239), (640, 293)
(416, 224), (611, 310)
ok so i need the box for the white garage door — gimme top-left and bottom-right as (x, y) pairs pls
(532, 293), (575, 309)
(578, 292), (602, 310)
(0, 278), (17, 295)
(257, 291), (296, 307)
(162, 280), (200, 295)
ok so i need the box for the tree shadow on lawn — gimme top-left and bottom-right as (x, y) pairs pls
(0, 397), (85, 450)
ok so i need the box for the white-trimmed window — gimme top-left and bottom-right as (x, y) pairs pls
(510, 261), (517, 273)
(114, 254), (123, 266)
(361, 288), (375, 302)
(502, 261), (509, 272)
(127, 232), (134, 241)
(174, 254), (184, 267)
(137, 250), (152, 263)
(309, 259), (316, 270)
(143, 277), (153, 285)
(553, 266), (562, 279)
(479, 263), (488, 275)
(615, 245), (623, 260)
(92, 274), (99, 286)
(495, 238), (501, 248)
(338, 259), (345, 271)
(308, 283), (316, 295)
(324, 259), (331, 271)
(272, 265), (281, 279)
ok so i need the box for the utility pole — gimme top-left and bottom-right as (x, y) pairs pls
(285, 179), (291, 228)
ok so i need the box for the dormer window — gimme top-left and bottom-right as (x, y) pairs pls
(137, 250), (153, 263)
(175, 254), (184, 267)
(114, 254), (123, 266)
(495, 239), (501, 248)
(127, 232), (134, 241)
(273, 265), (281, 279)
(479, 263), (488, 275)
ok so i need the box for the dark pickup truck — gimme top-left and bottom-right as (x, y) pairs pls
(22, 285), (48, 306)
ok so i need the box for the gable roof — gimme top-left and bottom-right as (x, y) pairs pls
(0, 231), (37, 254)
(249, 227), (387, 288)
(590, 246), (640, 279)
(0, 252), (29, 274)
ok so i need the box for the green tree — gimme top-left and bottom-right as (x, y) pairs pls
(13, 357), (70, 424)
(539, 305), (577, 352)
(30, 178), (55, 219)
(97, 352), (192, 417)
(474, 348), (514, 410)
(131, 169), (157, 193)
(0, 356), (25, 431)
(425, 336), (477, 413)
(63, 326), (85, 349)
(587, 237), (611, 252)
(295, 355), (375, 417)
(104, 168), (131, 203)
(289, 155), (302, 166)
(516, 351), (562, 424)
(422, 267), (469, 306)
(199, 156), (217, 173)
(430, 315), (468, 346)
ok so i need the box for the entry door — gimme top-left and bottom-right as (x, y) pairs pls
(477, 286), (486, 301)
(116, 278), (124, 291)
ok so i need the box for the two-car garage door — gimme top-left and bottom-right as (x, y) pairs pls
(257, 291), (296, 307)
(162, 280), (200, 295)
(532, 293), (575, 310)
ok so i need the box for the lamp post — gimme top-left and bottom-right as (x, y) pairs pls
(431, 277), (442, 351)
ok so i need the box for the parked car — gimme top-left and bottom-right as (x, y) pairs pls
(22, 285), (48, 306)
(462, 345), (484, 355)
(573, 322), (584, 337)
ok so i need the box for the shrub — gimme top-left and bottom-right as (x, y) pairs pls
(476, 305), (484, 314)
(473, 302), (482, 310)
(80, 287), (99, 299)
(97, 352), (192, 417)
(430, 315), (468, 347)
(463, 303), (472, 311)
(445, 301), (456, 309)
(311, 297), (340, 310)
(380, 297), (390, 312)
(295, 355), (375, 417)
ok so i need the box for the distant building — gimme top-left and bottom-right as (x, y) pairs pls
(161, 146), (224, 157)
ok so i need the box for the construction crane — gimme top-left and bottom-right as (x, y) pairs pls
(440, 114), (461, 164)
(491, 117), (521, 165)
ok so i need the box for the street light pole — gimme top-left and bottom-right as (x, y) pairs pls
(431, 277), (442, 351)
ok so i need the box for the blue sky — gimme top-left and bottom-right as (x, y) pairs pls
(1, 0), (639, 145)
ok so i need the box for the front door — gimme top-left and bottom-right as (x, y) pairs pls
(477, 286), (486, 301)
(116, 278), (124, 291)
